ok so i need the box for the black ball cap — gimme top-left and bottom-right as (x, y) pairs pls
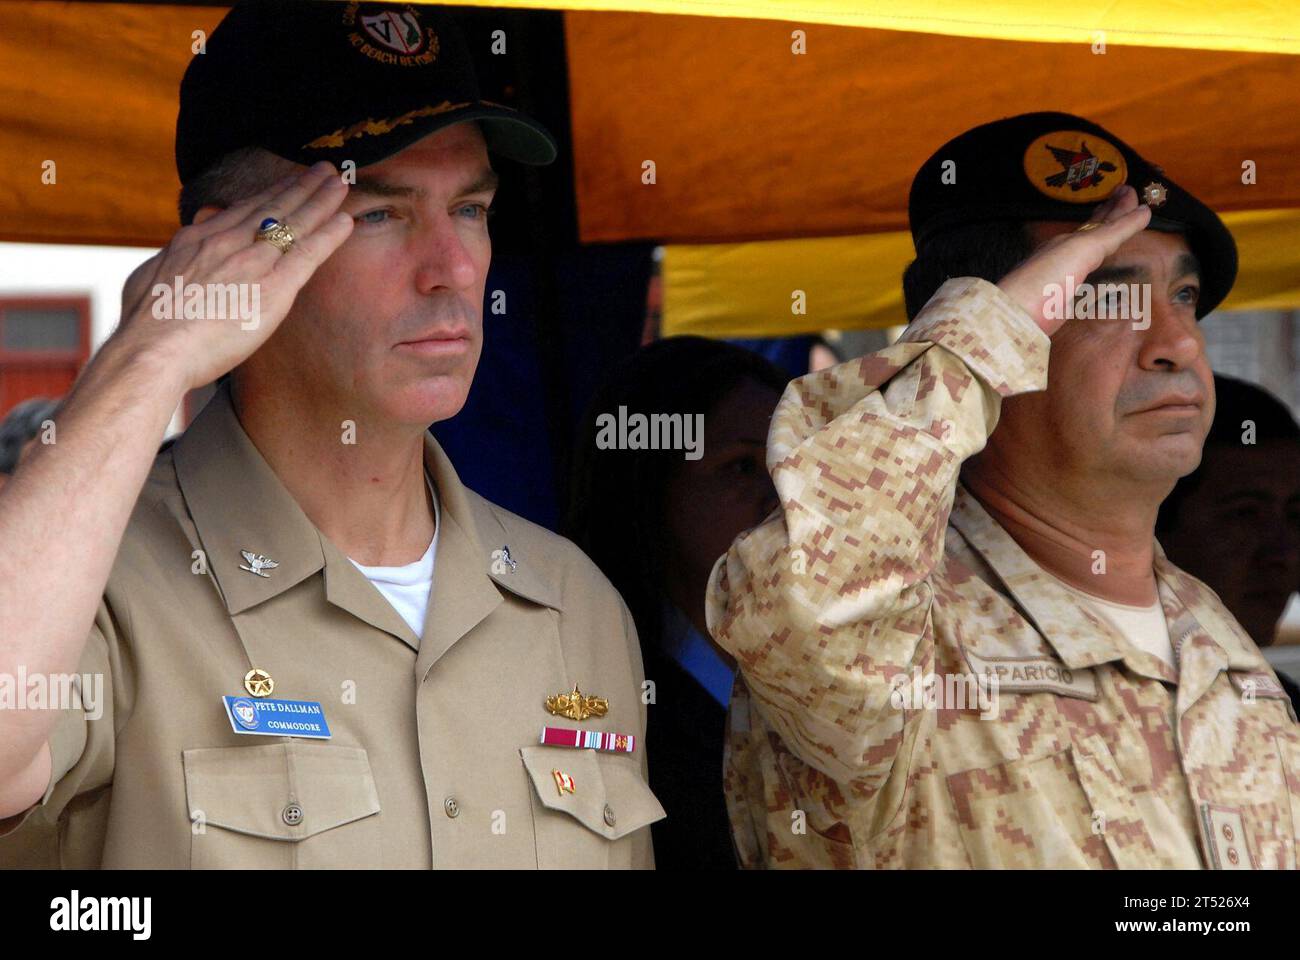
(908, 111), (1237, 318)
(176, 0), (557, 185)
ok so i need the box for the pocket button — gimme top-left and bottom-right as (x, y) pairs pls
(282, 802), (304, 827)
(603, 803), (616, 827)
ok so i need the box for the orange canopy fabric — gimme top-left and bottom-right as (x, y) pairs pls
(5, 3), (1300, 250)
(564, 12), (1300, 245)
(4, 1), (1300, 335)
(0, 3), (226, 248)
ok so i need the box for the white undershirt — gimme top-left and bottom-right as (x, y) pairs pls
(1046, 572), (1175, 668)
(348, 473), (440, 639)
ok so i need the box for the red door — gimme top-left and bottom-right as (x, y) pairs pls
(0, 297), (91, 417)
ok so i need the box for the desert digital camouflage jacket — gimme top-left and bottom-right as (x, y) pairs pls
(707, 276), (1300, 869)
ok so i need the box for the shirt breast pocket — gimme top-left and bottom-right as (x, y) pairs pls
(183, 742), (382, 869)
(944, 734), (1161, 869)
(519, 745), (665, 869)
(1269, 733), (1300, 869)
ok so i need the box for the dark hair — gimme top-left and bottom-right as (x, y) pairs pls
(1157, 374), (1300, 536)
(903, 220), (1033, 320)
(0, 397), (60, 473)
(564, 336), (790, 647)
(177, 146), (297, 227)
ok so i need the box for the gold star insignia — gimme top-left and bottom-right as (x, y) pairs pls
(244, 668), (275, 698)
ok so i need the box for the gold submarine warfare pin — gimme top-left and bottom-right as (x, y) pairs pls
(545, 683), (609, 721)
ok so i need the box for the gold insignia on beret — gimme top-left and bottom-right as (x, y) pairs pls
(1142, 181), (1169, 207)
(1023, 130), (1128, 204)
(545, 683), (609, 721)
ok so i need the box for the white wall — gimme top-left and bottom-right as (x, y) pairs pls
(0, 241), (187, 433)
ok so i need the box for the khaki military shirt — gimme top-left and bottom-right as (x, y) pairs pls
(708, 277), (1300, 869)
(0, 384), (663, 868)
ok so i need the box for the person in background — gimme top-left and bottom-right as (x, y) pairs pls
(0, 397), (61, 493)
(1158, 373), (1300, 709)
(567, 336), (788, 869)
(808, 335), (843, 373)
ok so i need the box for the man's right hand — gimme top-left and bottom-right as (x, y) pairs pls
(996, 184), (1152, 337)
(113, 162), (353, 391)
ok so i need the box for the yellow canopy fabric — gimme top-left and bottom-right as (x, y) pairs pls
(660, 207), (1300, 337)
(450, 0), (1300, 55)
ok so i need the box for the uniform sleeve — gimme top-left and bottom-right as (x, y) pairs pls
(705, 277), (1048, 787)
(0, 602), (117, 855)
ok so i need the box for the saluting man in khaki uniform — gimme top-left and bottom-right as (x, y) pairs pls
(709, 113), (1300, 869)
(0, 0), (662, 868)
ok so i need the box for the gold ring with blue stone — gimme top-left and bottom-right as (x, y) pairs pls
(255, 217), (296, 253)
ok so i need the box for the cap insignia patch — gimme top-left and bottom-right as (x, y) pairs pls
(341, 3), (439, 66)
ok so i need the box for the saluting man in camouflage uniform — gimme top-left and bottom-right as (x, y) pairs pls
(709, 113), (1299, 869)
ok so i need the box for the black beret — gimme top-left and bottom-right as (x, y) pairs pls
(909, 111), (1237, 317)
(176, 0), (556, 186)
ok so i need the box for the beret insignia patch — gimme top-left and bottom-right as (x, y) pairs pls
(1023, 130), (1128, 203)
